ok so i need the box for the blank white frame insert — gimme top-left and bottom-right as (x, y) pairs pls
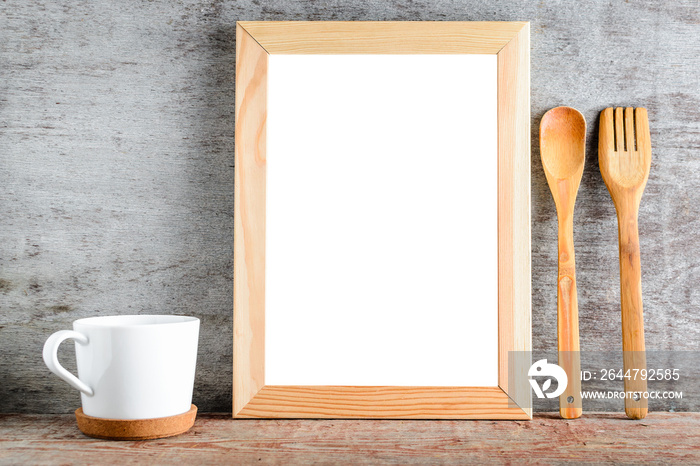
(265, 54), (498, 386)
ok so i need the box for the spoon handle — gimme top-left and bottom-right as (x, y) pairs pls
(617, 208), (648, 419)
(557, 214), (582, 419)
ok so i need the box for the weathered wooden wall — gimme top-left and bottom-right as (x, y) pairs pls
(1, 1), (698, 413)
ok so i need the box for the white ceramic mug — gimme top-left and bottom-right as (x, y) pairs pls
(43, 315), (199, 420)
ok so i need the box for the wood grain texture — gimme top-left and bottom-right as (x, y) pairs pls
(1, 413), (699, 464)
(234, 21), (530, 419)
(237, 386), (530, 419)
(233, 24), (267, 416)
(599, 107), (652, 420)
(1, 0), (699, 414)
(238, 21), (527, 54)
(497, 23), (532, 415)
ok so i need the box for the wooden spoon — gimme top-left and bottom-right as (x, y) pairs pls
(540, 107), (586, 419)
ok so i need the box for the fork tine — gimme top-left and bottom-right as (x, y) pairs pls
(625, 107), (635, 152)
(615, 107), (624, 151)
(599, 108), (615, 155)
(635, 108), (651, 156)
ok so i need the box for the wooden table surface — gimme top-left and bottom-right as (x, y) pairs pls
(1, 413), (698, 465)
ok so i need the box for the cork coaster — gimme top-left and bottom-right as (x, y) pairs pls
(75, 405), (197, 440)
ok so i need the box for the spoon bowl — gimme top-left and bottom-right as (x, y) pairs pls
(540, 106), (586, 183)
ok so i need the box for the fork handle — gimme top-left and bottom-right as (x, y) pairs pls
(557, 214), (582, 419)
(617, 211), (648, 419)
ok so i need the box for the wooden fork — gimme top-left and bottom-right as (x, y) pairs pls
(598, 107), (651, 420)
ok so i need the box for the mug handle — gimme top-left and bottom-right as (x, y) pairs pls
(42, 330), (94, 396)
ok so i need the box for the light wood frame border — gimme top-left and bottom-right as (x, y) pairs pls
(234, 21), (531, 419)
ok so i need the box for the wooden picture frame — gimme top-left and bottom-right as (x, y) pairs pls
(234, 21), (531, 419)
